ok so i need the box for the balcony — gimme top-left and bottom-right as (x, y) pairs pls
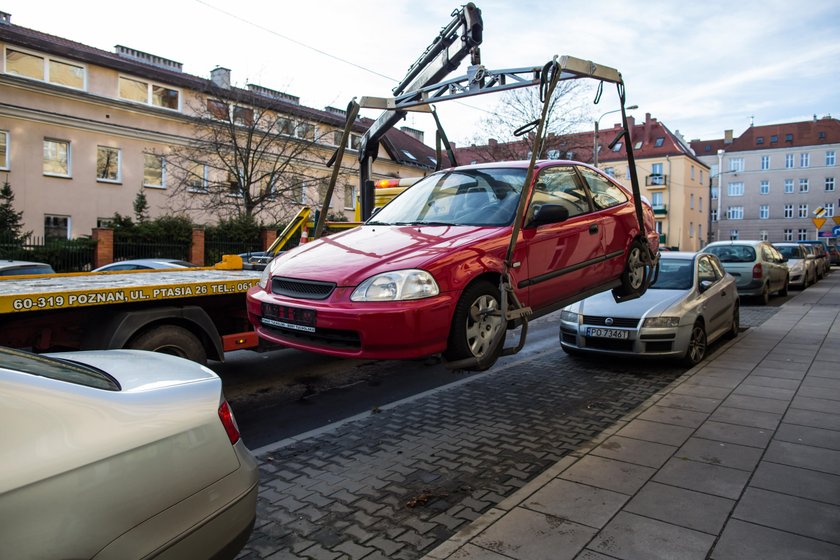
(645, 174), (668, 188)
(652, 204), (667, 216)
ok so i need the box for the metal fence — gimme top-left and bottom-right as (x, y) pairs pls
(113, 236), (191, 263)
(0, 233), (96, 272)
(204, 235), (263, 266)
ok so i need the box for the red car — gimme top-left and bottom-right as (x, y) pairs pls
(247, 161), (659, 370)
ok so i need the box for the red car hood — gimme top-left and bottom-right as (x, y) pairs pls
(269, 224), (507, 287)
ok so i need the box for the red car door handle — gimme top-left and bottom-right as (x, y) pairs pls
(589, 224), (599, 234)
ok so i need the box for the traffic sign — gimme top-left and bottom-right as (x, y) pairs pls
(834, 216), (840, 225)
(812, 217), (826, 229)
(834, 224), (840, 237)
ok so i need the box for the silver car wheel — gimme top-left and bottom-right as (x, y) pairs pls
(626, 246), (645, 290)
(465, 294), (503, 358)
(685, 323), (707, 365)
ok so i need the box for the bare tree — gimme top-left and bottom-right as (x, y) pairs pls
(466, 80), (594, 161)
(166, 88), (355, 225)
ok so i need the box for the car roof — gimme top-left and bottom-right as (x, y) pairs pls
(705, 240), (765, 247)
(448, 159), (592, 172)
(659, 251), (697, 260)
(0, 260), (54, 271)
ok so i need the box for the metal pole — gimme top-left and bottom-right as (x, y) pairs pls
(716, 149), (724, 241)
(594, 105), (637, 168)
(593, 120), (599, 167)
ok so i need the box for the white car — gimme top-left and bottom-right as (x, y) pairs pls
(0, 347), (258, 559)
(774, 243), (817, 289)
(93, 258), (198, 272)
(559, 251), (739, 365)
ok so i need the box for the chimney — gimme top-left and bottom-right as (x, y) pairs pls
(116, 46), (182, 72)
(626, 115), (635, 130)
(399, 126), (424, 144)
(0, 11), (11, 25)
(643, 112), (653, 144)
(488, 138), (498, 148)
(210, 67), (231, 89)
(724, 129), (734, 144)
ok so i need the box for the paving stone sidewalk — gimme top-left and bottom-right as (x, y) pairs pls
(424, 274), (840, 560)
(236, 349), (688, 559)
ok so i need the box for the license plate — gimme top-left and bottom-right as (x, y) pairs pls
(586, 327), (629, 339)
(262, 303), (316, 333)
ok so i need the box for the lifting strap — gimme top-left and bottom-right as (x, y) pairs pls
(315, 99), (360, 239)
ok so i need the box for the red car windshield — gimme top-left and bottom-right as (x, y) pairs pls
(368, 168), (527, 226)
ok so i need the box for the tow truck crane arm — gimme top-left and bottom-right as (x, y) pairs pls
(357, 2), (483, 219)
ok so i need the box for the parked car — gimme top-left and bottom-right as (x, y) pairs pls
(0, 259), (55, 276)
(774, 242), (817, 289)
(93, 258), (199, 272)
(703, 240), (789, 305)
(247, 160), (660, 370)
(559, 251), (738, 365)
(0, 347), (259, 559)
(798, 241), (830, 278)
(828, 245), (840, 267)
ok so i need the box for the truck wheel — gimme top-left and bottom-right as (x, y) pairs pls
(129, 325), (207, 365)
(444, 281), (505, 371)
(614, 239), (647, 298)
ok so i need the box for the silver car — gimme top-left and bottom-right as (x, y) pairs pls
(559, 252), (739, 365)
(774, 243), (817, 289)
(704, 240), (789, 305)
(0, 347), (258, 559)
(93, 258), (199, 272)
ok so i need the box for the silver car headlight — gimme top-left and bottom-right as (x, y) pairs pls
(560, 310), (580, 323)
(258, 264), (271, 290)
(643, 316), (680, 328)
(350, 270), (439, 302)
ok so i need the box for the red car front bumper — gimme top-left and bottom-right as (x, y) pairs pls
(246, 285), (456, 359)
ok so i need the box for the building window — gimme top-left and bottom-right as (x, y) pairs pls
(690, 193), (694, 209)
(729, 158), (744, 172)
(728, 206), (744, 220)
(825, 203), (835, 218)
(690, 165), (695, 181)
(651, 192), (664, 208)
(96, 146), (120, 182)
(43, 139), (70, 177)
(344, 184), (356, 210)
(699, 197), (703, 212)
(799, 178), (809, 193)
(760, 180), (769, 194)
(798, 204), (808, 218)
(655, 221), (663, 234)
(760, 230), (768, 241)
(118, 76), (179, 110)
(729, 229), (739, 240)
(711, 186), (718, 200)
(97, 217), (114, 228)
(5, 47), (85, 89)
(761, 155), (770, 170)
(784, 204), (793, 218)
(604, 167), (615, 178)
(689, 222), (694, 238)
(798, 229), (808, 241)
(800, 153), (810, 168)
(785, 153), (794, 169)
(827, 150), (836, 166)
(297, 122), (316, 141)
(700, 170), (704, 184)
(784, 179), (794, 193)
(654, 137), (665, 147)
(0, 130), (8, 170)
(611, 142), (622, 152)
(698, 224), (702, 241)
(44, 214), (70, 241)
(786, 133), (794, 142)
(771, 135), (778, 143)
(759, 205), (769, 219)
(188, 163), (208, 192)
(827, 177), (836, 192)
(784, 229), (793, 241)
(233, 106), (254, 126)
(711, 208), (718, 221)
(651, 162), (664, 176)
(143, 154), (164, 188)
(728, 182), (744, 196)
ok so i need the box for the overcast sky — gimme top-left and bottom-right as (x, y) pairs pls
(4, 0), (839, 146)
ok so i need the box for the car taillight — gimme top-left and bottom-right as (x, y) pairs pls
(218, 400), (241, 445)
(752, 263), (763, 279)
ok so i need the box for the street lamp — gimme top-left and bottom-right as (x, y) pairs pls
(594, 105), (638, 167)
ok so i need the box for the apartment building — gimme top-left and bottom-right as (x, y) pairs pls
(454, 113), (710, 250)
(690, 117), (840, 244)
(0, 12), (434, 239)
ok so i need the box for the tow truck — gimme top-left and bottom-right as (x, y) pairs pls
(253, 3), (659, 369)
